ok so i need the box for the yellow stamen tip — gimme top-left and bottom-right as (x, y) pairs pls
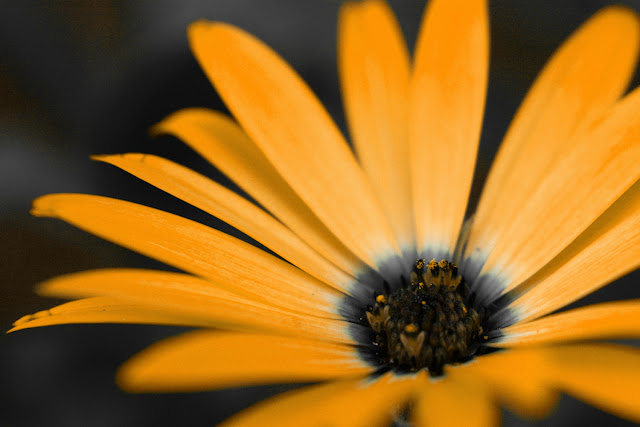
(405, 324), (419, 333)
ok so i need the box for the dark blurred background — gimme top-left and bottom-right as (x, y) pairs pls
(2, 1), (639, 426)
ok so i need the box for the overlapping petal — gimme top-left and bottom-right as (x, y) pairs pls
(189, 21), (401, 268)
(28, 269), (364, 344)
(495, 300), (640, 347)
(413, 374), (498, 427)
(31, 194), (347, 318)
(456, 345), (640, 424)
(543, 344), (640, 423)
(94, 153), (361, 298)
(219, 371), (425, 427)
(466, 7), (640, 281)
(500, 179), (640, 323)
(152, 108), (365, 276)
(466, 10), (640, 300)
(453, 349), (558, 419)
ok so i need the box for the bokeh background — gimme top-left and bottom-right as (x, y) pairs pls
(2, 1), (640, 426)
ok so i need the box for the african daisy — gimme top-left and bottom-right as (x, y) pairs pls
(12, 0), (640, 425)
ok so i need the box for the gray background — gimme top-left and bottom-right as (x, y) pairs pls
(2, 1), (639, 426)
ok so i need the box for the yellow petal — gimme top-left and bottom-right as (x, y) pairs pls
(117, 330), (373, 392)
(152, 108), (364, 276)
(31, 194), (345, 318)
(188, 21), (400, 268)
(455, 350), (558, 419)
(544, 344), (640, 424)
(220, 371), (425, 427)
(496, 300), (640, 347)
(409, 0), (489, 258)
(413, 374), (498, 427)
(9, 297), (199, 332)
(338, 0), (414, 253)
(474, 83), (640, 300)
(94, 153), (360, 298)
(35, 269), (362, 344)
(467, 7), (640, 276)
(501, 180), (640, 322)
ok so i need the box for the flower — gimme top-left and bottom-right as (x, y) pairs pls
(11, 0), (640, 425)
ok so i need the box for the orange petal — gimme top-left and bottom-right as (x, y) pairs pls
(31, 194), (345, 318)
(499, 179), (640, 322)
(413, 374), (498, 427)
(455, 350), (558, 419)
(94, 153), (359, 297)
(496, 300), (640, 347)
(34, 269), (362, 344)
(466, 7), (640, 276)
(220, 371), (425, 427)
(188, 21), (401, 268)
(409, 0), (489, 258)
(467, 344), (640, 423)
(474, 83), (640, 301)
(544, 344), (640, 424)
(117, 330), (373, 392)
(9, 297), (199, 333)
(470, 41), (640, 299)
(338, 0), (414, 253)
(152, 108), (364, 276)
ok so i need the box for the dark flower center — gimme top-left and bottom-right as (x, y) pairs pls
(365, 259), (485, 375)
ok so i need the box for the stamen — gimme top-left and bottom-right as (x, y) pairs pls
(365, 259), (484, 375)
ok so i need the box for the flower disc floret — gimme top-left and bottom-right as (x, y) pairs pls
(366, 259), (485, 374)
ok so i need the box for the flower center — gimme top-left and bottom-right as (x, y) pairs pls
(365, 259), (484, 375)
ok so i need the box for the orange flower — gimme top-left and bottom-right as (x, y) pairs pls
(12, 1), (640, 425)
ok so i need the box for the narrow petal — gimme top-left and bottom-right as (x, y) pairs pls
(544, 344), (640, 424)
(94, 153), (359, 297)
(152, 108), (364, 276)
(501, 180), (640, 323)
(34, 269), (363, 344)
(409, 0), (489, 258)
(464, 23), (640, 300)
(338, 0), (414, 252)
(454, 350), (558, 419)
(474, 84), (640, 301)
(495, 300), (640, 347)
(117, 330), (373, 392)
(220, 371), (425, 427)
(31, 194), (346, 318)
(413, 375), (498, 427)
(9, 297), (199, 333)
(466, 7), (640, 275)
(188, 21), (401, 267)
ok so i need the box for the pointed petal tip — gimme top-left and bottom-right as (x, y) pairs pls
(89, 154), (108, 162)
(92, 153), (149, 166)
(8, 308), (55, 333)
(148, 107), (223, 139)
(90, 153), (132, 164)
